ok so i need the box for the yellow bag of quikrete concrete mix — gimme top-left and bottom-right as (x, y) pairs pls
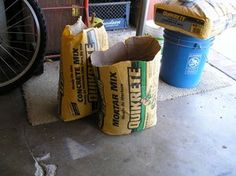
(154, 0), (236, 39)
(58, 19), (109, 121)
(91, 36), (161, 135)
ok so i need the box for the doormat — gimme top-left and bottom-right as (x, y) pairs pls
(23, 61), (234, 126)
(157, 63), (234, 101)
(22, 62), (59, 126)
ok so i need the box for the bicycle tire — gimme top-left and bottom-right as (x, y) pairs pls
(0, 0), (47, 94)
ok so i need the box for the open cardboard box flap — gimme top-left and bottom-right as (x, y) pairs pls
(91, 36), (161, 67)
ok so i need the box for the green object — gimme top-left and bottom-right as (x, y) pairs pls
(91, 17), (104, 27)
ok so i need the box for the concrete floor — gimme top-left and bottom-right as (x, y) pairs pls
(0, 84), (236, 176)
(1, 30), (236, 175)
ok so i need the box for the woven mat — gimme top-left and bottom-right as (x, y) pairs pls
(23, 61), (233, 126)
(23, 62), (59, 126)
(157, 63), (234, 101)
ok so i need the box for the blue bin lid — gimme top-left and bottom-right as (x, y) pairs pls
(164, 29), (214, 49)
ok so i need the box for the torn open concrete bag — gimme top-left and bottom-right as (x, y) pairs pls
(91, 36), (162, 135)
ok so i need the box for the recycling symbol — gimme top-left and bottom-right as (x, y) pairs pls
(187, 56), (200, 69)
(185, 55), (201, 75)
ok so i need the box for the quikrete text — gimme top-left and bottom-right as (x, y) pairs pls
(128, 68), (142, 129)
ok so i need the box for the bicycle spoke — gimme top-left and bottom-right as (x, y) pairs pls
(0, 65), (10, 80)
(7, 15), (31, 30)
(1, 42), (30, 61)
(4, 40), (35, 44)
(0, 32), (36, 36)
(0, 55), (17, 75)
(0, 44), (23, 67)
(3, 45), (34, 53)
(6, 7), (26, 25)
(5, 0), (19, 12)
(8, 24), (35, 29)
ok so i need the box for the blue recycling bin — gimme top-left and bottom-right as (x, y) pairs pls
(160, 29), (214, 88)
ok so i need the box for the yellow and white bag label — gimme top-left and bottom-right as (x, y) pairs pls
(154, 0), (236, 39)
(91, 37), (161, 135)
(58, 21), (109, 121)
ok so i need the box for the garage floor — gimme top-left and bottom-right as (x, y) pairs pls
(1, 29), (236, 176)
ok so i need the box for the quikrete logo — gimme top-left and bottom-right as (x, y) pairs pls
(86, 43), (98, 102)
(163, 11), (186, 22)
(128, 68), (142, 129)
(110, 72), (120, 127)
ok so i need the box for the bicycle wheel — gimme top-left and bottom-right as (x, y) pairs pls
(0, 0), (47, 94)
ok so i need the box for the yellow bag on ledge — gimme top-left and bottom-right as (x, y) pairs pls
(154, 0), (236, 39)
(58, 18), (109, 121)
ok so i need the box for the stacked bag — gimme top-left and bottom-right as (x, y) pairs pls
(155, 0), (236, 39)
